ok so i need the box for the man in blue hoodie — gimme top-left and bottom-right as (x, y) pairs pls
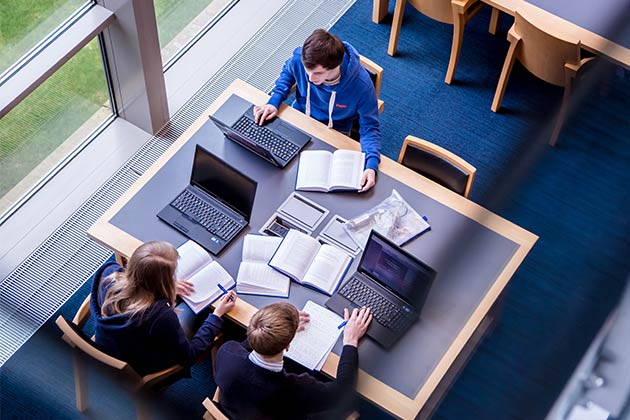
(254, 29), (381, 192)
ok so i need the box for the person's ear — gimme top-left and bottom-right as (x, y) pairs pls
(285, 344), (290, 352)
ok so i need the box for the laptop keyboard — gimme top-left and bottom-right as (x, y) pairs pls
(232, 116), (300, 161)
(339, 277), (409, 332)
(172, 190), (241, 240)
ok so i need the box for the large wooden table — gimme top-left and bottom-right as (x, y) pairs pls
(375, 0), (630, 71)
(88, 79), (538, 419)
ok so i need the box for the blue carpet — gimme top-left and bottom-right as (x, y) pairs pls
(2, 1), (629, 419)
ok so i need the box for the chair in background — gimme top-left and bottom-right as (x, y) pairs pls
(387, 0), (498, 84)
(350, 55), (385, 141)
(398, 135), (476, 197)
(55, 295), (184, 420)
(491, 10), (595, 146)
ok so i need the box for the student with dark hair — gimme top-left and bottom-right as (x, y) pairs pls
(254, 28), (381, 192)
(91, 241), (237, 375)
(215, 302), (372, 419)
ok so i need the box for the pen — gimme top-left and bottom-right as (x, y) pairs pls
(337, 320), (348, 329)
(217, 284), (235, 301)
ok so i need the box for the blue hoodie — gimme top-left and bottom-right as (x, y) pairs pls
(267, 42), (381, 172)
(91, 261), (222, 376)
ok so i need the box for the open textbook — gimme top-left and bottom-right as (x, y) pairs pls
(176, 240), (235, 314)
(295, 149), (365, 192)
(236, 235), (290, 297)
(285, 301), (343, 371)
(269, 229), (352, 295)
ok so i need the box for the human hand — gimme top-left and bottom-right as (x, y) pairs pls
(175, 280), (195, 297)
(253, 104), (278, 125)
(214, 290), (237, 317)
(358, 169), (376, 193)
(297, 311), (310, 332)
(342, 306), (372, 347)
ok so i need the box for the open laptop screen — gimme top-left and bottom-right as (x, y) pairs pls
(190, 145), (257, 219)
(359, 231), (437, 307)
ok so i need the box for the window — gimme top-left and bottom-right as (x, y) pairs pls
(155, 0), (235, 64)
(0, 37), (112, 214)
(0, 0), (89, 75)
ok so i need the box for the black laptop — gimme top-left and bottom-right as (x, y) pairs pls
(209, 104), (311, 168)
(157, 145), (257, 255)
(325, 230), (437, 349)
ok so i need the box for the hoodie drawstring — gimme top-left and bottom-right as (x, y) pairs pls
(305, 83), (336, 129)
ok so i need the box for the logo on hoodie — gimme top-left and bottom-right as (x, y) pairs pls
(335, 103), (348, 109)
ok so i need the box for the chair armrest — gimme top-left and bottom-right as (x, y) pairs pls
(507, 24), (522, 45)
(565, 56), (596, 75)
(203, 396), (229, 420)
(138, 364), (185, 390)
(72, 294), (92, 328)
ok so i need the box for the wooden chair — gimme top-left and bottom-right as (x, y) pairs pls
(55, 295), (184, 420)
(203, 387), (361, 420)
(387, 0), (496, 84)
(350, 55), (384, 141)
(491, 10), (595, 146)
(398, 135), (476, 197)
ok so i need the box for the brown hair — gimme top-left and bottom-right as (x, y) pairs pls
(247, 302), (300, 356)
(301, 29), (345, 70)
(101, 241), (178, 319)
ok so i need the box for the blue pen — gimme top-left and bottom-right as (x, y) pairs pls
(337, 320), (348, 329)
(217, 284), (235, 301)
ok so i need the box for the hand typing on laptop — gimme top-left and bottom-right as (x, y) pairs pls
(253, 104), (278, 125)
(342, 306), (372, 347)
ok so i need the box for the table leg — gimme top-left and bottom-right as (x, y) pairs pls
(372, 0), (390, 23)
(445, 7), (466, 84)
(388, 0), (407, 56)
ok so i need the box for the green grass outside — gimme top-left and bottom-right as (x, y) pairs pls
(0, 0), (214, 199)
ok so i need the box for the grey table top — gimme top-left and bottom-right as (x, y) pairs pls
(110, 95), (520, 398)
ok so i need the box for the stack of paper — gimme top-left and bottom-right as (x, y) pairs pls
(285, 300), (344, 371)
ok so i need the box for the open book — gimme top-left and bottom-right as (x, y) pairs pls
(176, 240), (235, 314)
(268, 229), (352, 295)
(236, 235), (290, 297)
(296, 150), (365, 192)
(285, 300), (344, 371)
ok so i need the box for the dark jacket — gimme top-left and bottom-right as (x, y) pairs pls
(91, 261), (222, 376)
(215, 340), (358, 420)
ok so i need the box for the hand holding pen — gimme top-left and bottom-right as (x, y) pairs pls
(214, 286), (237, 317)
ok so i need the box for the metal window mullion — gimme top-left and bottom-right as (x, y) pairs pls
(0, 4), (115, 118)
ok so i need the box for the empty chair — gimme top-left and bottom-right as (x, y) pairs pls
(56, 295), (184, 420)
(387, 0), (496, 84)
(398, 135), (476, 198)
(491, 10), (595, 146)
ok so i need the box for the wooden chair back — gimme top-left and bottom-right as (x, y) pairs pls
(398, 135), (476, 198)
(359, 54), (384, 112)
(513, 11), (581, 87)
(56, 294), (184, 418)
(408, 0), (454, 24)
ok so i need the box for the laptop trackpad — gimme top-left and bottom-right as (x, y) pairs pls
(275, 121), (309, 142)
(173, 214), (196, 233)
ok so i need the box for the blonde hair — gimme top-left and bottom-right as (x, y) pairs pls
(247, 302), (299, 356)
(101, 241), (178, 320)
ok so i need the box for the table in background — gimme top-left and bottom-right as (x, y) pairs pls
(373, 0), (630, 69)
(88, 79), (537, 419)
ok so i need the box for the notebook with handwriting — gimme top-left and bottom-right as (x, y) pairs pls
(285, 300), (343, 371)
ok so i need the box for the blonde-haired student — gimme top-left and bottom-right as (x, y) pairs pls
(91, 241), (236, 375)
(215, 302), (371, 419)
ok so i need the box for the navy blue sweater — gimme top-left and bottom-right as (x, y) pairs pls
(215, 340), (358, 420)
(91, 261), (222, 376)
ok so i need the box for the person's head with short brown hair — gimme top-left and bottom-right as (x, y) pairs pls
(247, 302), (300, 356)
(301, 29), (345, 70)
